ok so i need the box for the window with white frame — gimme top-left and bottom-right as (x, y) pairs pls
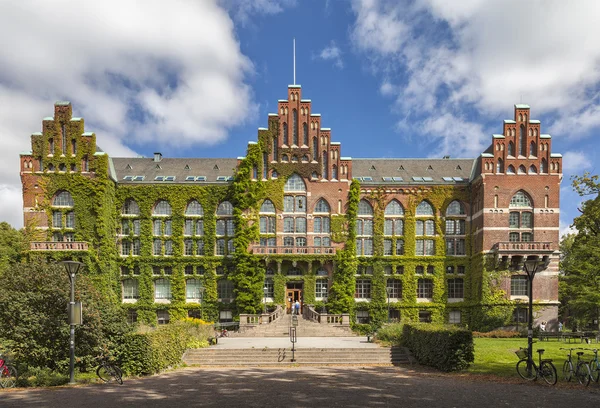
(216, 201), (234, 255)
(386, 278), (402, 299)
(316, 279), (328, 298)
(154, 278), (171, 300)
(355, 279), (371, 298)
(186, 279), (203, 302)
(417, 278), (433, 298)
(447, 278), (464, 299)
(509, 191), (534, 242)
(511, 275), (528, 296)
(449, 310), (461, 324)
(157, 310), (170, 325)
(356, 199), (374, 256)
(264, 279), (274, 298)
(445, 200), (467, 256)
(416, 200), (435, 256)
(122, 279), (139, 300)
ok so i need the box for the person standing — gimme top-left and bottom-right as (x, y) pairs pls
(558, 321), (563, 332)
(294, 300), (300, 315)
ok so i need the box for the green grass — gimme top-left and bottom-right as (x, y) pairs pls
(467, 338), (598, 377)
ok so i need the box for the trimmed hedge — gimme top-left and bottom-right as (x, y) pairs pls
(120, 319), (212, 376)
(402, 323), (474, 372)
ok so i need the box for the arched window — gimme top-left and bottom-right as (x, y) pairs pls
(259, 199), (275, 213)
(385, 200), (404, 215)
(332, 164), (338, 180)
(153, 200), (172, 215)
(283, 122), (289, 145)
(217, 201), (234, 215)
(384, 200), (404, 256)
(53, 191), (74, 207)
(518, 165), (526, 174)
(358, 199), (373, 215)
(528, 165), (537, 174)
(510, 191), (532, 207)
(509, 191), (533, 242)
(416, 201), (434, 216)
(519, 125), (526, 156)
(496, 158), (504, 173)
(292, 109), (298, 145)
(540, 158), (547, 174)
(446, 201), (465, 215)
(508, 141), (514, 157)
(507, 165), (515, 174)
(122, 199), (140, 215)
(273, 135), (278, 160)
(312, 137), (318, 155)
(303, 122), (308, 145)
(530, 141), (537, 157)
(445, 201), (466, 256)
(284, 174), (306, 192)
(315, 198), (330, 213)
(186, 200), (204, 216)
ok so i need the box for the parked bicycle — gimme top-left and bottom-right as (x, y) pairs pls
(515, 347), (557, 385)
(0, 353), (17, 388)
(96, 355), (123, 385)
(216, 328), (229, 338)
(561, 347), (591, 386)
(589, 349), (600, 383)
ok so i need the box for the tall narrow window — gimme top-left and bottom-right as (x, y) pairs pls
(283, 123), (289, 145)
(322, 151), (328, 179)
(313, 137), (318, 156)
(356, 199), (374, 256)
(61, 125), (67, 153)
(509, 191), (534, 242)
(303, 122), (308, 145)
(273, 136), (278, 161)
(445, 201), (466, 256)
(519, 125), (526, 156)
(292, 109), (298, 145)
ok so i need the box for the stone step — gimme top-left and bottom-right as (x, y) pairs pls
(183, 347), (413, 366)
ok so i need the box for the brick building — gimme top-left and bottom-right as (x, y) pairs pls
(19, 84), (562, 330)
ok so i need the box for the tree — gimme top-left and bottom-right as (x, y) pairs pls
(0, 222), (28, 274)
(0, 259), (131, 371)
(560, 173), (600, 330)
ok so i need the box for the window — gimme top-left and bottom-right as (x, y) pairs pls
(260, 216), (276, 233)
(154, 279), (171, 300)
(121, 240), (131, 255)
(313, 216), (330, 233)
(52, 211), (63, 228)
(284, 174), (306, 192)
(217, 201), (234, 215)
(316, 279), (328, 298)
(509, 191), (534, 242)
(314, 198), (330, 213)
(356, 310), (370, 324)
(122, 279), (139, 300)
(127, 310), (138, 324)
(386, 279), (402, 299)
(355, 279), (371, 298)
(416, 240), (435, 256)
(417, 279), (433, 298)
(447, 278), (464, 299)
(513, 307), (528, 324)
(153, 239), (162, 255)
(186, 279), (203, 302)
(449, 310), (461, 324)
(184, 239), (194, 256)
(416, 220), (435, 236)
(185, 200), (204, 215)
(356, 200), (374, 256)
(157, 310), (170, 325)
(416, 201), (434, 215)
(445, 204), (466, 256)
(53, 191), (74, 207)
(218, 279), (234, 300)
(358, 199), (373, 215)
(264, 279), (274, 298)
(153, 200), (172, 215)
(511, 276), (528, 297)
(260, 199), (276, 213)
(216, 202), (234, 256)
(122, 199), (140, 215)
(419, 310), (432, 323)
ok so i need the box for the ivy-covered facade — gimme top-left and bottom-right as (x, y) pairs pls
(19, 85), (562, 331)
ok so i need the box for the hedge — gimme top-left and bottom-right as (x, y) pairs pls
(120, 318), (212, 376)
(401, 323), (474, 372)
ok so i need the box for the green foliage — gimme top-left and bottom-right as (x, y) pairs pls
(17, 366), (70, 387)
(375, 323), (404, 344)
(120, 319), (212, 376)
(401, 323), (474, 372)
(0, 259), (131, 371)
(0, 222), (28, 274)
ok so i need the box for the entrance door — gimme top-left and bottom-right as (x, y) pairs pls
(286, 282), (303, 314)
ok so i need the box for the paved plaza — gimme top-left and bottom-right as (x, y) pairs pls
(2, 365), (600, 408)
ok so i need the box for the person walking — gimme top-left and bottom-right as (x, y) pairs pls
(294, 300), (300, 315)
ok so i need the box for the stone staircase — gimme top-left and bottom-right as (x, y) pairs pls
(183, 346), (413, 367)
(234, 313), (353, 337)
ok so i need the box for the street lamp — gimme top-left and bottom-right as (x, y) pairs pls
(523, 257), (544, 375)
(385, 285), (392, 323)
(263, 286), (268, 314)
(59, 260), (84, 385)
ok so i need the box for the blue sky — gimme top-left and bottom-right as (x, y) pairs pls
(0, 0), (598, 233)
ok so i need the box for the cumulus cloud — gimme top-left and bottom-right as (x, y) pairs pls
(349, 0), (600, 144)
(561, 151), (592, 175)
(316, 41), (344, 69)
(0, 0), (258, 228)
(220, 0), (296, 26)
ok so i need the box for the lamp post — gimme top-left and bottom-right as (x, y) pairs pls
(263, 286), (268, 314)
(59, 260), (84, 385)
(385, 285), (392, 323)
(523, 258), (543, 375)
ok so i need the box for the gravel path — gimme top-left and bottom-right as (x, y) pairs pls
(2, 366), (600, 408)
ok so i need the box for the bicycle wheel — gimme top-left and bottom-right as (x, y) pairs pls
(0, 365), (17, 388)
(112, 365), (123, 385)
(589, 360), (600, 383)
(516, 359), (537, 381)
(540, 362), (557, 385)
(96, 364), (112, 383)
(563, 360), (574, 382)
(576, 362), (591, 387)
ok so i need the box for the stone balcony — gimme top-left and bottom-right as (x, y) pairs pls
(251, 245), (337, 255)
(493, 241), (553, 254)
(30, 241), (89, 251)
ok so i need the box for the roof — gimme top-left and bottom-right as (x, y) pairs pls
(111, 157), (238, 184)
(351, 158), (476, 185)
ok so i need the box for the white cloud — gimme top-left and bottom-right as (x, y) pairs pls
(561, 151), (592, 175)
(349, 0), (600, 138)
(220, 0), (296, 26)
(317, 41), (344, 69)
(0, 0), (258, 228)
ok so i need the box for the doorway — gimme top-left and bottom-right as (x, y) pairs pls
(286, 282), (303, 314)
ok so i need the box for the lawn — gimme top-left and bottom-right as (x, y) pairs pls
(467, 338), (597, 377)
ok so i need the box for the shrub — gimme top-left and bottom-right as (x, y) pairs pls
(376, 323), (403, 344)
(402, 323), (474, 372)
(120, 319), (212, 376)
(18, 367), (69, 387)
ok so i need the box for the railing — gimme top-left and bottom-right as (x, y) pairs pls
(303, 305), (350, 327)
(493, 241), (553, 252)
(239, 305), (284, 328)
(30, 241), (89, 251)
(251, 246), (336, 255)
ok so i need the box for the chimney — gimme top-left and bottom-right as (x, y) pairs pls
(154, 152), (162, 162)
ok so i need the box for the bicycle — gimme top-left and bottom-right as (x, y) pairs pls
(216, 328), (229, 338)
(515, 347), (557, 385)
(589, 349), (600, 383)
(561, 347), (591, 386)
(0, 353), (17, 389)
(96, 355), (123, 385)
